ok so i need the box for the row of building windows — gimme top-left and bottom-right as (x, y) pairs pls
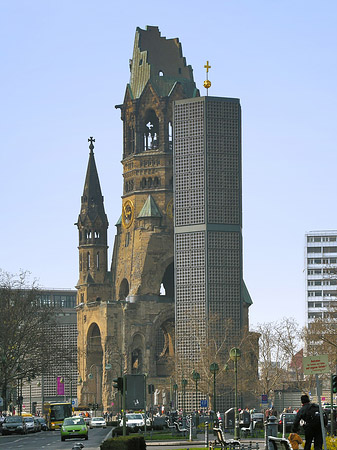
(308, 258), (337, 265)
(307, 268), (337, 275)
(307, 290), (337, 297)
(308, 279), (337, 286)
(307, 246), (337, 253)
(39, 294), (76, 308)
(307, 236), (337, 242)
(308, 301), (337, 308)
(308, 311), (337, 319)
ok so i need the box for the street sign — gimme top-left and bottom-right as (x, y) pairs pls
(125, 374), (145, 410)
(303, 355), (330, 375)
(261, 394), (268, 404)
(200, 399), (208, 408)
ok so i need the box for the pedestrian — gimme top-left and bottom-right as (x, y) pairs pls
(288, 432), (303, 450)
(292, 394), (326, 450)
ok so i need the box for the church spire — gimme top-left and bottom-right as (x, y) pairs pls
(80, 137), (107, 224)
(76, 137), (109, 288)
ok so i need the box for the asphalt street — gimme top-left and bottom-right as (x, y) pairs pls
(0, 427), (109, 450)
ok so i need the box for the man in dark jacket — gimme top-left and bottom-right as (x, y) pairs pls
(292, 394), (322, 450)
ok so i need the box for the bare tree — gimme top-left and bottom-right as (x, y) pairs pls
(303, 302), (337, 390)
(251, 318), (305, 403)
(0, 270), (60, 410)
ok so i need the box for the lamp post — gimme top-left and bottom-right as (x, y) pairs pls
(209, 362), (219, 421)
(173, 383), (178, 410)
(182, 378), (188, 417)
(192, 370), (200, 426)
(16, 365), (24, 416)
(37, 374), (45, 416)
(230, 348), (241, 439)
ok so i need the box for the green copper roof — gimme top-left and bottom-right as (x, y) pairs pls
(242, 280), (253, 306)
(138, 195), (162, 218)
(128, 26), (198, 99)
(115, 215), (122, 226)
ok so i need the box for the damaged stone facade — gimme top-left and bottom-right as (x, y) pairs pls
(76, 26), (199, 411)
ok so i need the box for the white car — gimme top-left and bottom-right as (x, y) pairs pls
(89, 417), (107, 428)
(120, 413), (145, 428)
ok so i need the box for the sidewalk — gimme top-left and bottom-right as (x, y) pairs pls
(103, 430), (266, 449)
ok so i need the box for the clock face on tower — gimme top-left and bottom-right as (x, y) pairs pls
(122, 199), (134, 228)
(166, 198), (174, 221)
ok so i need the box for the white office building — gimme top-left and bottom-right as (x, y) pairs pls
(305, 230), (337, 323)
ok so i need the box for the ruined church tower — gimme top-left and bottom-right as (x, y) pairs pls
(112, 26), (198, 302)
(76, 26), (198, 411)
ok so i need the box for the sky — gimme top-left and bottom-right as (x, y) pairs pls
(1, 0), (337, 329)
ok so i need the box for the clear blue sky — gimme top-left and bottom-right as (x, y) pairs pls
(2, 0), (337, 328)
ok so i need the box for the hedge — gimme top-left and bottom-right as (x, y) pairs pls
(100, 435), (146, 450)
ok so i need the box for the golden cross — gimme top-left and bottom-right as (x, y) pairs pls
(204, 61), (211, 73)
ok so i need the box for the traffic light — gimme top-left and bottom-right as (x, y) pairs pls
(332, 374), (337, 393)
(113, 377), (124, 393)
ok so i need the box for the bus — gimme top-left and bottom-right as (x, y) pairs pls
(43, 402), (73, 430)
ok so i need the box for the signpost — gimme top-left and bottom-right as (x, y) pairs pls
(303, 355), (329, 450)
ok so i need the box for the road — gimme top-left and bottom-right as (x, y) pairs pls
(0, 427), (109, 450)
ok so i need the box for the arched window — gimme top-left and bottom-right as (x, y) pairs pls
(160, 262), (174, 298)
(87, 252), (90, 270)
(80, 255), (82, 272)
(143, 110), (159, 151)
(96, 252), (100, 270)
(119, 278), (129, 300)
(131, 349), (142, 374)
(168, 121), (173, 148)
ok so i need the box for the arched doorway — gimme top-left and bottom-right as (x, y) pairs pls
(85, 323), (103, 407)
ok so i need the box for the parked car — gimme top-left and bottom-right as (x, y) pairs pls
(89, 417), (106, 428)
(1, 416), (27, 435)
(60, 416), (88, 441)
(33, 418), (42, 432)
(35, 417), (48, 431)
(120, 413), (145, 428)
(278, 413), (297, 432)
(23, 416), (36, 433)
(251, 412), (264, 429)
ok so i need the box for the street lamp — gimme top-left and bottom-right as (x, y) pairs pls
(230, 348), (241, 439)
(16, 365), (24, 416)
(209, 362), (219, 420)
(182, 378), (188, 417)
(173, 383), (178, 410)
(192, 370), (200, 426)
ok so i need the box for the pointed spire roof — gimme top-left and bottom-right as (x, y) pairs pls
(79, 137), (108, 224)
(137, 195), (162, 218)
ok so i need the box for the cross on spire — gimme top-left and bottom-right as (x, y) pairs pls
(203, 61), (212, 95)
(88, 136), (95, 153)
(204, 61), (211, 73)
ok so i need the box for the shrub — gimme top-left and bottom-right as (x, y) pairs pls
(327, 436), (337, 450)
(100, 435), (146, 450)
(111, 426), (130, 437)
